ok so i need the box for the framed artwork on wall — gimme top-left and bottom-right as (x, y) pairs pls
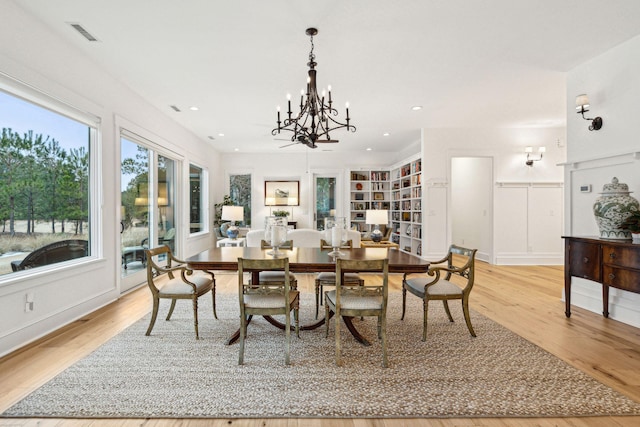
(264, 180), (300, 206)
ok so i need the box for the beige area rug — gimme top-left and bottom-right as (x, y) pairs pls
(4, 291), (640, 419)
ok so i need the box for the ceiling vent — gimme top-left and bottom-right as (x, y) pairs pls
(170, 105), (181, 112)
(69, 23), (99, 41)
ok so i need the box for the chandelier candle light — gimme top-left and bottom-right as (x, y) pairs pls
(272, 28), (356, 149)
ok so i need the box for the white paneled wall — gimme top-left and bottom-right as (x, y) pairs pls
(566, 33), (640, 328)
(423, 127), (566, 264)
(494, 183), (564, 265)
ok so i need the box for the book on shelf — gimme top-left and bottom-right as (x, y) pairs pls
(412, 160), (421, 174)
(351, 172), (369, 181)
(370, 171), (389, 181)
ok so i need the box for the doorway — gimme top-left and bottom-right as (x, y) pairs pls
(450, 157), (493, 262)
(313, 172), (341, 230)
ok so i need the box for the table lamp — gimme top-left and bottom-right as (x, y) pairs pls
(366, 209), (388, 242)
(221, 205), (244, 239)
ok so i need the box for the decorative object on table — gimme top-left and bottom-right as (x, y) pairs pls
(272, 28), (356, 149)
(272, 209), (290, 220)
(324, 216), (347, 256)
(221, 205), (244, 239)
(593, 177), (639, 240)
(264, 216), (289, 256)
(621, 211), (640, 243)
(366, 209), (388, 242)
(575, 93), (603, 131)
(214, 194), (233, 229)
(355, 182), (363, 190)
(264, 180), (299, 206)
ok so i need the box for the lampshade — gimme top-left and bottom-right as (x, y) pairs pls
(525, 146), (533, 153)
(221, 205), (244, 221)
(366, 209), (388, 225)
(538, 146), (546, 153)
(575, 94), (590, 110)
(265, 197), (276, 206)
(287, 197), (298, 206)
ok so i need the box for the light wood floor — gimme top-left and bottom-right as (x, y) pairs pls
(1, 262), (640, 427)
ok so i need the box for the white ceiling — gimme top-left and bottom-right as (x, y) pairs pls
(12, 0), (640, 153)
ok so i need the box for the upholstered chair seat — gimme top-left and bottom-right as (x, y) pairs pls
(401, 245), (477, 341)
(144, 245), (216, 340)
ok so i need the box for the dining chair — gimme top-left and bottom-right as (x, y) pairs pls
(238, 257), (300, 365)
(314, 239), (364, 319)
(325, 257), (389, 367)
(401, 244), (478, 341)
(255, 240), (297, 290)
(144, 245), (216, 340)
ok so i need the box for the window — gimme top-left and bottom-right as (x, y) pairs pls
(189, 164), (206, 234)
(229, 173), (251, 226)
(0, 88), (96, 277)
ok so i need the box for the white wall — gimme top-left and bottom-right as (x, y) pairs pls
(0, 2), (221, 356)
(422, 127), (566, 263)
(566, 34), (640, 328)
(220, 150), (418, 229)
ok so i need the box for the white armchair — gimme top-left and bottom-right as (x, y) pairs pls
(346, 229), (362, 248)
(245, 229), (265, 247)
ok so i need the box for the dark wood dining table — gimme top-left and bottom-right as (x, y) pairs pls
(186, 246), (430, 345)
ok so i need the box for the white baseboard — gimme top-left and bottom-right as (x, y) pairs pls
(569, 278), (640, 328)
(494, 252), (563, 265)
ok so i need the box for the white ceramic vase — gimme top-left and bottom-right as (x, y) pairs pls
(593, 177), (640, 240)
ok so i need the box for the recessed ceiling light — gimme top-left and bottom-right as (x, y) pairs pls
(383, 132), (390, 136)
(411, 106), (423, 111)
(189, 106), (199, 111)
(234, 148), (239, 152)
(366, 148), (372, 151)
(218, 133), (225, 137)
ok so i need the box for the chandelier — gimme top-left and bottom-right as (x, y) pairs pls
(272, 28), (356, 149)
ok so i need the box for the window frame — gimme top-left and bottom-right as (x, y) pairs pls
(188, 162), (209, 236)
(0, 73), (101, 282)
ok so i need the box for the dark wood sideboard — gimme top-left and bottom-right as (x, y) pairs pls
(563, 236), (640, 318)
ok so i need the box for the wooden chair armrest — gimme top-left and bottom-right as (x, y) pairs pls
(403, 269), (441, 290)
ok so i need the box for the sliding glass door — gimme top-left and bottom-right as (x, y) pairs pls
(120, 135), (177, 292)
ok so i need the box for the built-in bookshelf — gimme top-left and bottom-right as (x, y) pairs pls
(390, 156), (422, 255)
(349, 169), (391, 232)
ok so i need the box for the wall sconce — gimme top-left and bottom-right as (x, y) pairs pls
(575, 94), (603, 131)
(525, 146), (546, 167)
